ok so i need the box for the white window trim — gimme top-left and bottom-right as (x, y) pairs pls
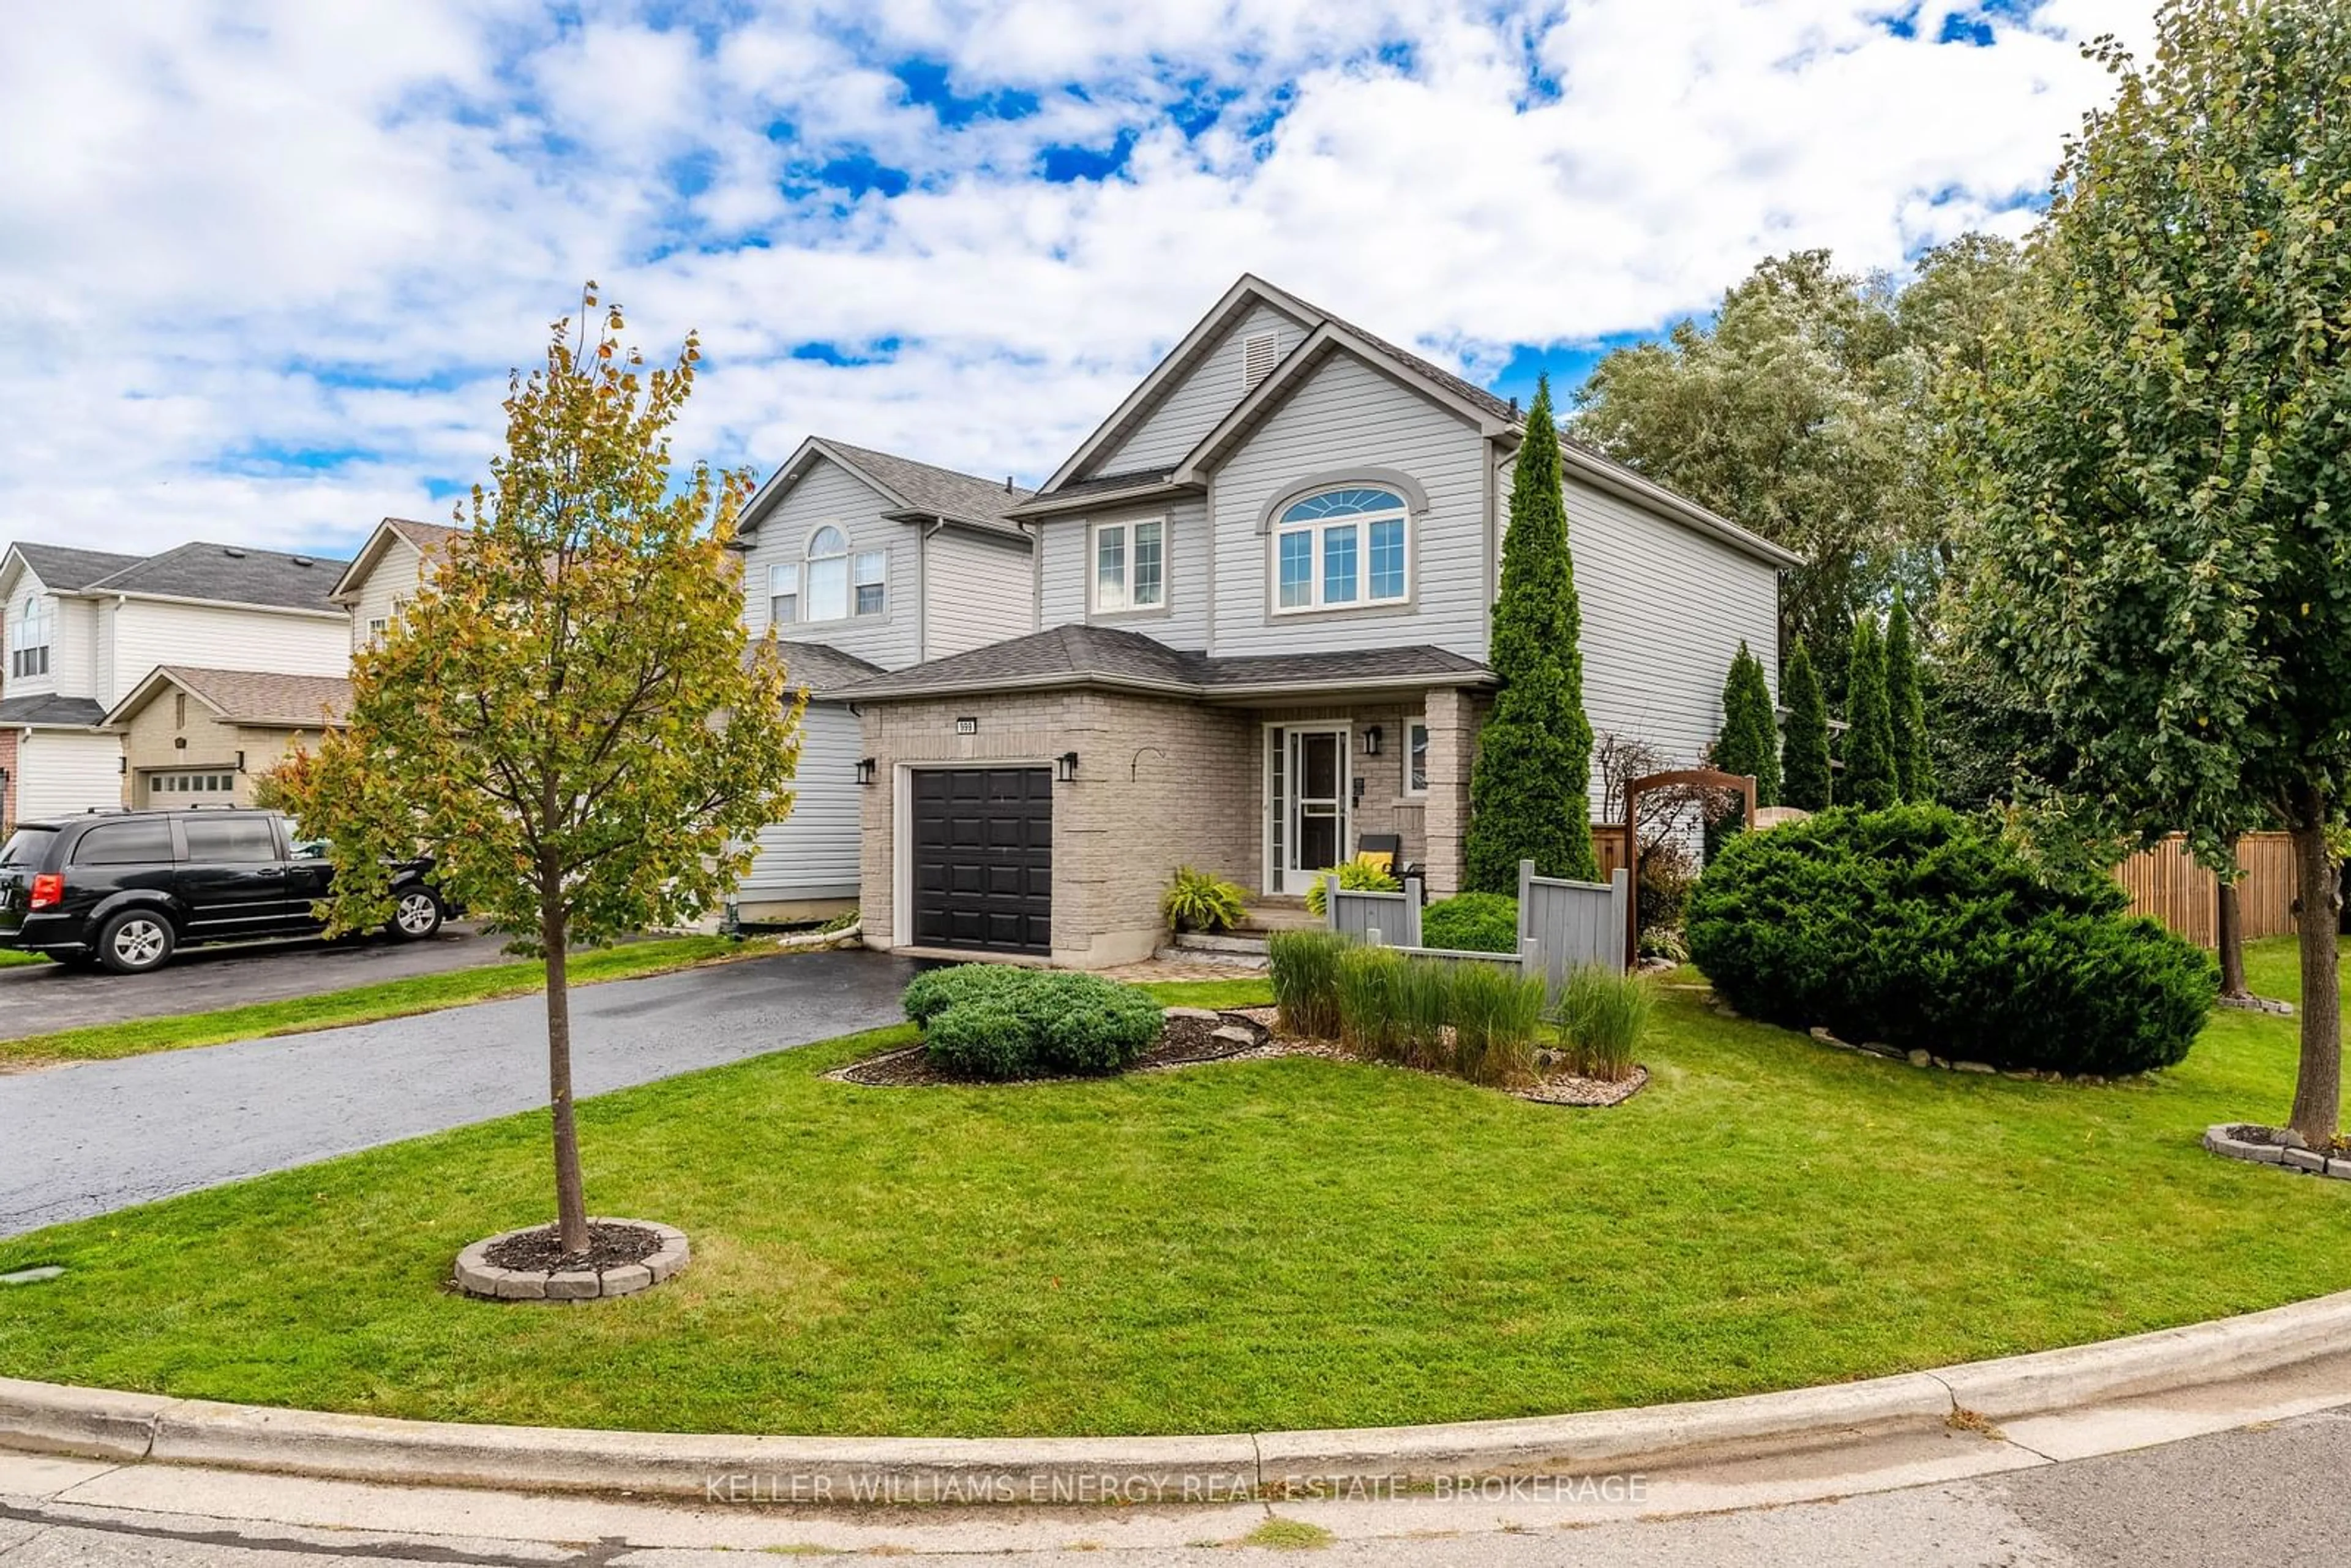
(1403, 720), (1430, 798)
(1270, 494), (1412, 615)
(853, 548), (887, 617)
(797, 522), (861, 626)
(1089, 516), (1168, 615)
(7, 594), (53, 678)
(768, 561), (801, 627)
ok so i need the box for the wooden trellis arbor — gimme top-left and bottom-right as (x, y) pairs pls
(1616, 768), (1757, 967)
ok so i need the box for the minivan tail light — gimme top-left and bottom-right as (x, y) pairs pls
(28, 874), (63, 910)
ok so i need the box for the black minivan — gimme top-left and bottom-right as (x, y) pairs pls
(0, 809), (444, 974)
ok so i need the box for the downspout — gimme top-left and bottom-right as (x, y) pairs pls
(918, 519), (945, 664)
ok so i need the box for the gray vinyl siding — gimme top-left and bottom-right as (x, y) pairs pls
(921, 529), (1037, 659)
(740, 700), (863, 898)
(1092, 301), (1309, 476)
(1563, 475), (1780, 816)
(738, 456), (917, 670)
(1207, 350), (1490, 660)
(1035, 494), (1211, 651)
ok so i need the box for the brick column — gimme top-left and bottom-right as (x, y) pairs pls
(1422, 687), (1481, 898)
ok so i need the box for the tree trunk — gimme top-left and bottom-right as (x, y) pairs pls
(2285, 782), (2341, 1147)
(2216, 833), (2248, 999)
(542, 888), (590, 1255)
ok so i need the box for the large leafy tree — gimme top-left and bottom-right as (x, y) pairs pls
(1841, 615), (1897, 812)
(1779, 642), (1832, 811)
(1884, 589), (1932, 803)
(1949, 0), (2351, 1141)
(1466, 376), (1599, 890)
(271, 290), (803, 1251)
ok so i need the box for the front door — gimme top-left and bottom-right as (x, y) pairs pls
(1271, 726), (1349, 896)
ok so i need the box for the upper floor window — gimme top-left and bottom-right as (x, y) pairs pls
(7, 594), (51, 678)
(787, 526), (886, 625)
(1273, 488), (1409, 613)
(1092, 518), (1165, 613)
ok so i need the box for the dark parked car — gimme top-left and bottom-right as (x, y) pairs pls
(0, 809), (445, 974)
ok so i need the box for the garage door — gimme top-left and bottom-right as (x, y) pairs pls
(144, 769), (239, 808)
(910, 767), (1052, 955)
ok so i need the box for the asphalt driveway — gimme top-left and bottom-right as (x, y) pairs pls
(0, 926), (515, 1041)
(0, 948), (921, 1237)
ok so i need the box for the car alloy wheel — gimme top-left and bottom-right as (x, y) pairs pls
(110, 918), (169, 970)
(394, 891), (442, 937)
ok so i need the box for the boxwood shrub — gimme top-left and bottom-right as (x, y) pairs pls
(1421, 893), (1520, 954)
(904, 965), (1163, 1081)
(1687, 805), (2216, 1076)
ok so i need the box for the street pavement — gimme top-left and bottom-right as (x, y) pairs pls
(0, 948), (921, 1237)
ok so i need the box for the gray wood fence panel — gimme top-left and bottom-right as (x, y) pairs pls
(1324, 875), (1422, 948)
(1517, 861), (1629, 992)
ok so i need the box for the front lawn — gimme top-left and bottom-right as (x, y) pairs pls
(1, 953), (2344, 1438)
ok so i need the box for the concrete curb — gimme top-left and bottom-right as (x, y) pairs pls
(4, 1287), (2348, 1503)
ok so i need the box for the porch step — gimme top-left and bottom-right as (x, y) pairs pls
(1169, 930), (1270, 957)
(1237, 902), (1322, 936)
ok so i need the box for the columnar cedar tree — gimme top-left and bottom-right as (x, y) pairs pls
(1841, 615), (1897, 811)
(1712, 640), (1781, 806)
(1465, 376), (1599, 891)
(1779, 642), (1833, 811)
(1884, 589), (1932, 803)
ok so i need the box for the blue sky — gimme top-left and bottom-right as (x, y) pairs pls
(0, 0), (2150, 560)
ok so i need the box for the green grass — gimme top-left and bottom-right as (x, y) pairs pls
(0, 937), (756, 1068)
(1, 948), (2344, 1439)
(0, 947), (45, 967)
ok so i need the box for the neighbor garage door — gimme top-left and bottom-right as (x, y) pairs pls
(910, 767), (1051, 955)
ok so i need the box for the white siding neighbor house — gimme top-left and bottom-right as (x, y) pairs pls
(0, 541), (351, 825)
(726, 438), (1038, 922)
(814, 274), (1798, 967)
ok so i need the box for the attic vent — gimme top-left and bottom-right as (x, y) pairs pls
(1242, 330), (1280, 392)
(222, 547), (247, 558)
(291, 555), (313, 567)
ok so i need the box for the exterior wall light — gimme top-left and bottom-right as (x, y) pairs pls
(855, 757), (877, 786)
(1363, 726), (1383, 756)
(1055, 752), (1079, 782)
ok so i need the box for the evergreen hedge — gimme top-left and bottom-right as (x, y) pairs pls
(1687, 806), (2216, 1076)
(904, 966), (1163, 1080)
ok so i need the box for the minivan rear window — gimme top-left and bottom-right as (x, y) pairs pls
(72, 819), (175, 866)
(0, 827), (56, 868)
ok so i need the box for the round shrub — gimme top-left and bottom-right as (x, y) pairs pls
(906, 966), (1163, 1080)
(1687, 805), (2217, 1076)
(1422, 893), (1519, 953)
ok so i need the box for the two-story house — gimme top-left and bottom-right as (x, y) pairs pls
(0, 542), (351, 823)
(726, 439), (1037, 922)
(830, 275), (1800, 967)
(327, 517), (465, 656)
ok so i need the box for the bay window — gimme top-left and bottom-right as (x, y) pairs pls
(1272, 488), (1409, 612)
(1092, 518), (1165, 612)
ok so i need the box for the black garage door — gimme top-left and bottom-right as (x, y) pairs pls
(910, 767), (1052, 955)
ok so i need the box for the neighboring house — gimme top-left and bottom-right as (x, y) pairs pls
(103, 667), (353, 809)
(0, 541), (350, 824)
(832, 274), (1801, 967)
(327, 517), (465, 653)
(724, 438), (1036, 921)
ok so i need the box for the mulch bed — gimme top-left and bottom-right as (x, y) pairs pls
(484, 1221), (661, 1275)
(833, 1004), (1645, 1106)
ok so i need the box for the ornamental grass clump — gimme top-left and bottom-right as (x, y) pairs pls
(1445, 961), (1546, 1087)
(1392, 956), (1456, 1074)
(1558, 966), (1652, 1083)
(1334, 945), (1408, 1060)
(1266, 929), (1347, 1038)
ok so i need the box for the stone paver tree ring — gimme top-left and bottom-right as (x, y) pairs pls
(454, 1218), (689, 1302)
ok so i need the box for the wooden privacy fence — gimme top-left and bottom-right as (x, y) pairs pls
(1322, 862), (1631, 991)
(2114, 832), (2298, 948)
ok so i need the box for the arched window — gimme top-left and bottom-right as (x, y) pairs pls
(788, 525), (883, 624)
(1272, 487), (1408, 612)
(7, 593), (52, 678)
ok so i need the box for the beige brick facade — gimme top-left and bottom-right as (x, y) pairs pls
(860, 682), (1488, 967)
(116, 689), (328, 810)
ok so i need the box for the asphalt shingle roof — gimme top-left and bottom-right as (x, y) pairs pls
(771, 639), (885, 700)
(816, 440), (1035, 533)
(83, 542), (350, 612)
(0, 694), (108, 727)
(9, 544), (146, 593)
(834, 625), (1491, 703)
(384, 519), (465, 561)
(158, 667), (354, 727)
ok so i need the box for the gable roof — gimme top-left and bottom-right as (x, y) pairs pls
(328, 517), (464, 604)
(104, 666), (354, 729)
(833, 623), (1493, 704)
(4, 544), (146, 594)
(738, 437), (1035, 546)
(78, 542), (348, 613)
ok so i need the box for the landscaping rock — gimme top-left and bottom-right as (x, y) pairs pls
(455, 1219), (683, 1303)
(1160, 1007), (1226, 1056)
(2283, 1148), (2328, 1174)
(1955, 1061), (1995, 1075)
(601, 1263), (653, 1294)
(2205, 1124), (2290, 1165)
(546, 1270), (601, 1301)
(2330, 1160), (2351, 1182)
(1215, 1010), (1272, 1046)
(1209, 1024), (1259, 1052)
(1908, 1049), (1932, 1068)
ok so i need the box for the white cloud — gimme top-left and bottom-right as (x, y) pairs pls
(0, 0), (2156, 559)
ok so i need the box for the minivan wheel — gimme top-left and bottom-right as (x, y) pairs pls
(96, 911), (176, 975)
(388, 889), (445, 941)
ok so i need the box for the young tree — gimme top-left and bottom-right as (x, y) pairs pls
(1884, 589), (1931, 803)
(1779, 642), (1832, 811)
(1950, 0), (2351, 1141)
(271, 289), (803, 1253)
(1840, 615), (1897, 811)
(1711, 642), (1782, 807)
(1466, 375), (1599, 890)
